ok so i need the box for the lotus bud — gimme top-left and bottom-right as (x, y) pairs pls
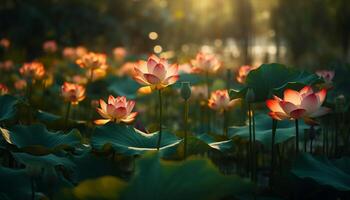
(180, 82), (191, 100)
(245, 88), (255, 103)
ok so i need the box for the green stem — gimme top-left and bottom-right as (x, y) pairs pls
(205, 70), (210, 133)
(64, 102), (71, 130)
(184, 100), (189, 159)
(270, 119), (277, 188)
(252, 106), (256, 182)
(248, 103), (252, 180)
(295, 119), (299, 155)
(334, 113), (338, 156)
(310, 139), (313, 154)
(31, 178), (35, 200)
(157, 89), (163, 150)
(223, 110), (228, 137)
(90, 68), (95, 82)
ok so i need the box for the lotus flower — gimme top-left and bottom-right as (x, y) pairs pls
(116, 62), (137, 77)
(266, 86), (331, 123)
(0, 60), (14, 71)
(19, 62), (45, 80)
(0, 84), (8, 95)
(95, 95), (138, 125)
(236, 65), (256, 84)
(0, 38), (10, 49)
(316, 70), (335, 84)
(76, 52), (107, 70)
(208, 89), (240, 112)
(113, 47), (127, 61)
(14, 79), (27, 90)
(61, 82), (86, 105)
(133, 55), (179, 90)
(191, 52), (221, 74)
(43, 40), (57, 53)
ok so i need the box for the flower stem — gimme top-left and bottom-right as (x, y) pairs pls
(270, 119), (277, 188)
(90, 68), (95, 82)
(248, 103), (252, 180)
(252, 106), (256, 182)
(157, 89), (163, 150)
(183, 99), (189, 159)
(30, 177), (35, 200)
(64, 102), (71, 130)
(295, 119), (299, 155)
(205, 70), (210, 133)
(223, 110), (228, 137)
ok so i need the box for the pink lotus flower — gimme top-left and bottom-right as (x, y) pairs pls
(133, 55), (179, 90)
(208, 89), (240, 112)
(76, 52), (107, 70)
(236, 65), (256, 84)
(14, 79), (27, 90)
(0, 38), (10, 49)
(0, 60), (14, 71)
(191, 52), (221, 74)
(19, 62), (45, 80)
(0, 84), (9, 95)
(43, 40), (57, 53)
(116, 62), (137, 77)
(95, 95), (138, 125)
(266, 86), (331, 123)
(61, 82), (86, 105)
(316, 70), (335, 84)
(113, 47), (127, 61)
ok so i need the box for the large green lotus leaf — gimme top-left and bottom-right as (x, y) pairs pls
(0, 167), (31, 200)
(230, 63), (322, 102)
(196, 133), (233, 152)
(1, 124), (82, 155)
(36, 110), (61, 122)
(92, 123), (182, 156)
(61, 153), (253, 200)
(107, 77), (141, 99)
(0, 95), (18, 121)
(292, 153), (350, 191)
(228, 113), (308, 148)
(120, 153), (253, 200)
(69, 152), (123, 183)
(13, 152), (76, 171)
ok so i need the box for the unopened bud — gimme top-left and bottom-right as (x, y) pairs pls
(245, 88), (255, 103)
(180, 82), (191, 100)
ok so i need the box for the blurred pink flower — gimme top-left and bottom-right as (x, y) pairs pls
(61, 82), (86, 105)
(191, 52), (221, 74)
(208, 89), (239, 112)
(76, 52), (108, 70)
(0, 38), (10, 49)
(0, 60), (14, 71)
(0, 84), (9, 95)
(71, 75), (88, 85)
(62, 47), (76, 60)
(266, 86), (331, 124)
(116, 62), (137, 77)
(95, 95), (138, 125)
(316, 70), (335, 84)
(113, 47), (127, 61)
(19, 62), (45, 80)
(236, 65), (256, 84)
(14, 79), (27, 90)
(178, 63), (193, 74)
(133, 54), (179, 90)
(43, 40), (57, 53)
